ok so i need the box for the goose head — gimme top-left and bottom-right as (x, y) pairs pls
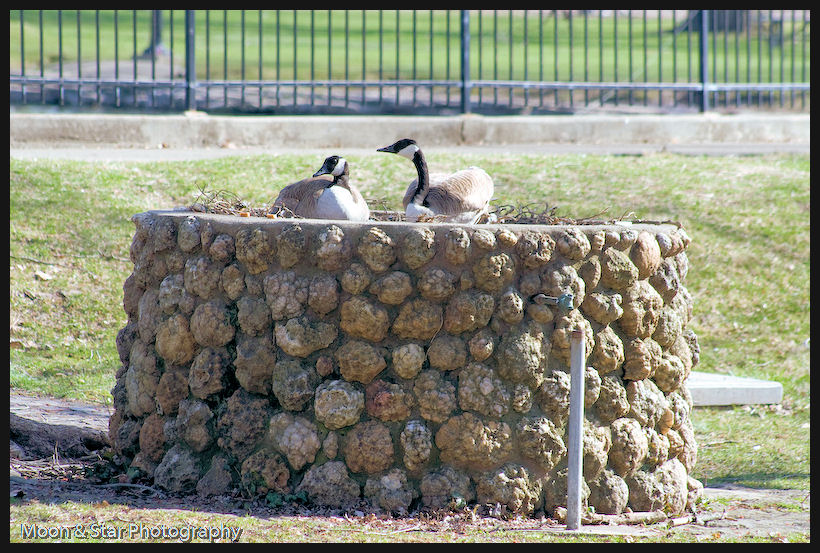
(377, 138), (420, 160)
(313, 155), (349, 183)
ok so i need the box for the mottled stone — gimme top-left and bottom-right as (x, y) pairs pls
(295, 461), (361, 509)
(596, 375), (631, 425)
(196, 453), (235, 497)
(340, 296), (390, 342)
(158, 274), (195, 315)
(443, 290), (495, 334)
(471, 228), (496, 250)
(618, 281), (664, 339)
(188, 346), (231, 400)
(271, 358), (320, 412)
(190, 301), (235, 348)
(392, 299), (443, 341)
(516, 416), (565, 472)
(468, 328), (496, 361)
(364, 468), (417, 514)
(435, 412), (513, 471)
(276, 223), (307, 268)
(420, 466), (475, 509)
(357, 227), (396, 273)
(458, 362), (511, 419)
(417, 267), (457, 302)
(514, 230), (555, 269)
(649, 258), (680, 303)
(444, 227), (472, 265)
(176, 399), (214, 453)
(626, 378), (668, 428)
(313, 224), (352, 271)
(220, 263), (246, 300)
(234, 334), (277, 394)
(475, 463), (543, 515)
(125, 340), (161, 417)
(588, 469), (629, 515)
(275, 317), (337, 358)
(413, 370), (457, 423)
(536, 370), (572, 427)
(235, 227), (274, 275)
(240, 449), (290, 496)
(608, 417), (649, 477)
(208, 233), (235, 263)
(366, 379), (414, 422)
(622, 336), (663, 382)
(655, 458), (689, 515)
(177, 216), (201, 253)
(267, 412), (321, 471)
(556, 227), (591, 261)
(264, 270), (309, 321)
(216, 389), (272, 462)
(400, 419), (433, 472)
(427, 334), (467, 371)
(625, 470), (666, 512)
(497, 288), (526, 324)
(473, 253), (516, 294)
(583, 419), (611, 480)
(581, 290), (624, 326)
(599, 247), (639, 292)
(154, 444), (201, 494)
(369, 271), (414, 305)
(550, 310), (594, 366)
(336, 339), (387, 384)
(137, 288), (162, 343)
(400, 227), (437, 269)
(314, 379), (364, 430)
(340, 262), (372, 295)
(184, 255), (222, 300)
(236, 295), (271, 336)
(495, 321), (549, 388)
(138, 413), (167, 464)
(392, 343), (426, 379)
(156, 369), (189, 416)
(541, 263), (585, 310)
(342, 420), (395, 474)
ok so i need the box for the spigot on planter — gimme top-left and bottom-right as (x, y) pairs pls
(531, 293), (574, 311)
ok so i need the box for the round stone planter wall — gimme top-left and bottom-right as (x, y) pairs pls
(111, 209), (702, 516)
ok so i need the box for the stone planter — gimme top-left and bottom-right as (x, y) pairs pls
(111, 209), (702, 516)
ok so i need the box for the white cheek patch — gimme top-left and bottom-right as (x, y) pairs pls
(397, 144), (419, 160)
(331, 158), (347, 177)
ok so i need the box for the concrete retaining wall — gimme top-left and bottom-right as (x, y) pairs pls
(10, 112), (810, 149)
(111, 210), (703, 516)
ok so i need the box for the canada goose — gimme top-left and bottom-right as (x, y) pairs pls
(270, 156), (370, 221)
(376, 138), (494, 223)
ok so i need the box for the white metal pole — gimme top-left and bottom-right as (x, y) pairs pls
(566, 327), (586, 530)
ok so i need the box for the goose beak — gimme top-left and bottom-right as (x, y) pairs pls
(313, 169), (328, 177)
(376, 145), (394, 154)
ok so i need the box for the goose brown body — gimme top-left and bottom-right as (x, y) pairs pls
(378, 138), (494, 223)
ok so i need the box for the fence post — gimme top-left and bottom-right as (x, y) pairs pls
(185, 10), (196, 111)
(566, 327), (586, 531)
(460, 10), (471, 114)
(699, 9), (710, 112)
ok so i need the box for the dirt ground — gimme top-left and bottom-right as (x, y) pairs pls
(9, 392), (810, 542)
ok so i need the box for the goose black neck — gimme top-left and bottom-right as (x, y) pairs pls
(410, 150), (429, 206)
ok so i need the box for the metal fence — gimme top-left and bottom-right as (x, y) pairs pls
(9, 9), (811, 115)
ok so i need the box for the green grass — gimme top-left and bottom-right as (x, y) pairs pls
(9, 10), (810, 84)
(9, 152), (810, 496)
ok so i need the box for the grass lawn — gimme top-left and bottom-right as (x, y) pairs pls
(9, 151), (809, 496)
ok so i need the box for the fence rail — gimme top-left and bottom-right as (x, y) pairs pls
(9, 9), (811, 115)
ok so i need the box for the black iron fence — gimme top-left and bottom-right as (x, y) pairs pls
(9, 9), (811, 115)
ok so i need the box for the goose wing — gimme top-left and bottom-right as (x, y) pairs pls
(271, 176), (332, 217)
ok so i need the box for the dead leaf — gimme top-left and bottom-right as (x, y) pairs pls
(35, 270), (53, 281)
